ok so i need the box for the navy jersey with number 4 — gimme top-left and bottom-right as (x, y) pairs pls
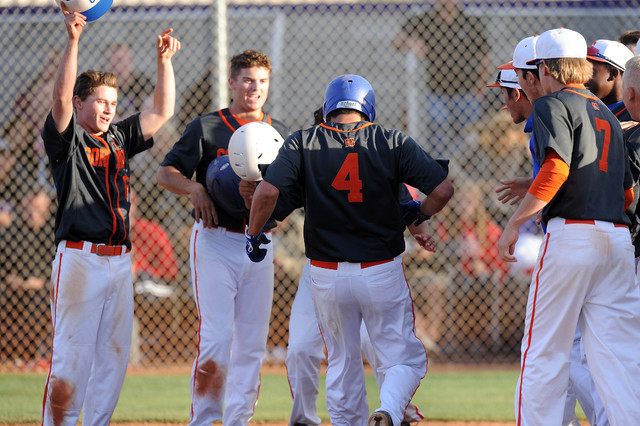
(264, 120), (448, 262)
(532, 87), (633, 226)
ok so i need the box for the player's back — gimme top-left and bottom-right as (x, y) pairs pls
(534, 87), (630, 226)
(268, 120), (447, 262)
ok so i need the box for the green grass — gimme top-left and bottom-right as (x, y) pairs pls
(2, 367), (587, 423)
(0, 368), (522, 423)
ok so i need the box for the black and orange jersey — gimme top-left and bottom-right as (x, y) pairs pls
(532, 86), (632, 226)
(42, 111), (151, 248)
(161, 108), (289, 230)
(264, 120), (448, 263)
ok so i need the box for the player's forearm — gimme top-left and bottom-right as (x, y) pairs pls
(139, 60), (176, 140)
(420, 178), (454, 217)
(506, 192), (547, 230)
(51, 37), (79, 131)
(157, 165), (199, 195)
(153, 58), (177, 120)
(248, 181), (280, 235)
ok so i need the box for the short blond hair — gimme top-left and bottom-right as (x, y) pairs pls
(542, 58), (593, 85)
(623, 55), (640, 92)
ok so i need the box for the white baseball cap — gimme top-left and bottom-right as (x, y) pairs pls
(499, 35), (538, 70)
(486, 68), (521, 89)
(587, 39), (634, 71)
(526, 28), (587, 65)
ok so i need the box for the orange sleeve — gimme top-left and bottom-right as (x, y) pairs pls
(625, 187), (634, 211)
(528, 150), (570, 202)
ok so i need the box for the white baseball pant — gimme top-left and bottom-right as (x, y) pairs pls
(42, 241), (133, 426)
(309, 256), (427, 426)
(286, 263), (424, 426)
(188, 222), (274, 426)
(516, 218), (640, 425)
(565, 327), (608, 425)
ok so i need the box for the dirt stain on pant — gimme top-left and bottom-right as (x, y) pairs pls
(49, 377), (75, 425)
(195, 359), (225, 400)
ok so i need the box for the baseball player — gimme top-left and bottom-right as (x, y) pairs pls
(490, 54), (608, 426)
(586, 39), (634, 121)
(41, 5), (180, 426)
(156, 50), (289, 426)
(245, 74), (453, 426)
(280, 108), (426, 426)
(496, 36), (541, 205)
(497, 28), (640, 425)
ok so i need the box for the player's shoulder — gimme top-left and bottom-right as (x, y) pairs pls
(625, 123), (640, 145)
(267, 117), (290, 139)
(534, 89), (581, 115)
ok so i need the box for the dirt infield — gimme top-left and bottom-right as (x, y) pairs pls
(114, 423), (513, 426)
(3, 423), (514, 426)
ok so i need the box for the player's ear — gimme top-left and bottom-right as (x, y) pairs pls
(609, 68), (620, 81)
(513, 88), (522, 102)
(629, 86), (639, 105)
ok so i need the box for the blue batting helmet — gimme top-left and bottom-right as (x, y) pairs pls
(322, 74), (375, 122)
(205, 156), (248, 218)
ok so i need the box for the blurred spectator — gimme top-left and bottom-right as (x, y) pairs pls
(130, 190), (179, 289)
(0, 137), (16, 227)
(457, 110), (532, 225)
(436, 180), (509, 355)
(129, 191), (179, 365)
(3, 50), (60, 195)
(619, 30), (640, 53)
(178, 64), (213, 129)
(393, 0), (490, 156)
(0, 189), (54, 369)
(106, 42), (154, 119)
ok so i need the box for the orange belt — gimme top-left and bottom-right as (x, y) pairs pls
(564, 219), (628, 229)
(310, 258), (394, 270)
(66, 240), (130, 256)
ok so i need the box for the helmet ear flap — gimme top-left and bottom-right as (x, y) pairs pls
(228, 122), (284, 181)
(322, 74), (375, 122)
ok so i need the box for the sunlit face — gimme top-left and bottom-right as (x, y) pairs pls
(74, 85), (118, 135)
(516, 69), (535, 102)
(229, 67), (270, 115)
(502, 87), (528, 124)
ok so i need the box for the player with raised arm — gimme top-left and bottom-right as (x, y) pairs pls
(245, 74), (453, 426)
(41, 5), (180, 425)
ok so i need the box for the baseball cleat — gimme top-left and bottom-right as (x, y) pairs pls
(368, 410), (393, 426)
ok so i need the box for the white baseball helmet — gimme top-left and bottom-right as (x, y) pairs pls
(228, 121), (284, 181)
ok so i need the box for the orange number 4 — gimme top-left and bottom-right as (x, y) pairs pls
(331, 153), (363, 202)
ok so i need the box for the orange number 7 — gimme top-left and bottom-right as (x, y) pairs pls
(331, 153), (363, 202)
(595, 117), (611, 172)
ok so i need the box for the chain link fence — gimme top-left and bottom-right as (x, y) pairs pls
(1, 0), (639, 370)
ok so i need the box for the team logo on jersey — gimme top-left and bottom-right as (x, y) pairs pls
(84, 146), (126, 169)
(591, 101), (600, 111)
(344, 137), (356, 148)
